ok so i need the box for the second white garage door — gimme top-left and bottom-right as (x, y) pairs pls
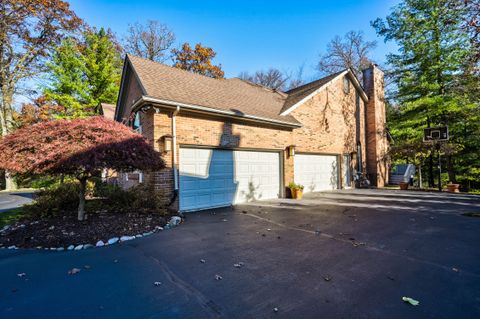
(179, 148), (280, 211)
(294, 154), (339, 193)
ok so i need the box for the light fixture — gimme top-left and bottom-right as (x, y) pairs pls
(162, 135), (173, 152)
(287, 145), (296, 157)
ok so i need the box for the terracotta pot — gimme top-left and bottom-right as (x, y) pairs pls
(295, 189), (303, 199)
(447, 184), (460, 193)
(399, 182), (409, 190)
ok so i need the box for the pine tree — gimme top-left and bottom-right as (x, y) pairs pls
(372, 0), (477, 187)
(44, 28), (122, 117)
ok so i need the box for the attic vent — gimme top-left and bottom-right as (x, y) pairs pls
(343, 76), (350, 94)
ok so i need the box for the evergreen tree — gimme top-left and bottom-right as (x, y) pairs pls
(372, 0), (478, 187)
(44, 28), (122, 117)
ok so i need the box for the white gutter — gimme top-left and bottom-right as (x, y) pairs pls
(131, 96), (301, 128)
(172, 106), (180, 190)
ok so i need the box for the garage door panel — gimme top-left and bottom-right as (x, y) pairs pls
(294, 154), (338, 193)
(180, 148), (280, 211)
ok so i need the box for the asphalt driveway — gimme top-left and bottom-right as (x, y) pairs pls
(1, 189), (479, 318)
(0, 191), (33, 213)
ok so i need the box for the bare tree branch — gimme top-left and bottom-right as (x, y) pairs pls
(317, 30), (377, 80)
(124, 20), (175, 63)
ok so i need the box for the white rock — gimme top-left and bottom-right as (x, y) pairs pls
(50, 247), (56, 251)
(57, 247), (64, 251)
(155, 226), (163, 231)
(83, 244), (93, 249)
(135, 234), (143, 238)
(142, 231), (153, 236)
(120, 236), (135, 242)
(74, 245), (84, 250)
(168, 216), (182, 226)
(8, 245), (17, 250)
(108, 237), (119, 245)
(96, 240), (105, 247)
(67, 245), (75, 251)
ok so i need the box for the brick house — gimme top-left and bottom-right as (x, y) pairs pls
(115, 55), (388, 211)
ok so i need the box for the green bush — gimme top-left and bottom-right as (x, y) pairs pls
(23, 182), (80, 217)
(23, 180), (168, 217)
(126, 184), (167, 213)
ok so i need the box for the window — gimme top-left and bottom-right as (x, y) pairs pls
(132, 112), (142, 133)
(343, 76), (350, 94)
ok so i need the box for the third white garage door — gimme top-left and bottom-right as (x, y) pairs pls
(294, 154), (339, 193)
(179, 148), (280, 211)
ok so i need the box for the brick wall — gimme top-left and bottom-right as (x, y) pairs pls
(363, 64), (389, 187)
(290, 73), (368, 184)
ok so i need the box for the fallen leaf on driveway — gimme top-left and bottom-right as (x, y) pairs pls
(154, 282), (162, 286)
(84, 265), (91, 269)
(200, 259), (206, 263)
(402, 296), (420, 306)
(452, 267), (459, 272)
(215, 274), (223, 280)
(273, 307), (279, 312)
(323, 275), (332, 282)
(17, 273), (26, 278)
(68, 268), (81, 275)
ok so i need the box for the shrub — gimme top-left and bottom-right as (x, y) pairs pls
(23, 180), (168, 218)
(126, 184), (167, 214)
(23, 182), (80, 217)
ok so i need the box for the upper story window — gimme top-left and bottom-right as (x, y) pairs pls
(132, 112), (142, 133)
(343, 76), (350, 94)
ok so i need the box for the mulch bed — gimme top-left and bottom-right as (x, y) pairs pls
(0, 211), (169, 249)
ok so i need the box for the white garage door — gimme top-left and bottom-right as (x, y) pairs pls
(179, 148), (280, 211)
(294, 154), (339, 193)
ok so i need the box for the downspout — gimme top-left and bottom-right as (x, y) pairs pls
(172, 106), (180, 191)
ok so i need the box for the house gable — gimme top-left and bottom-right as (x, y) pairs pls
(280, 70), (368, 117)
(115, 57), (146, 122)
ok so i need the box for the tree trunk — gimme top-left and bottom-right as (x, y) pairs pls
(428, 154), (434, 187)
(77, 178), (87, 221)
(4, 171), (17, 190)
(446, 155), (456, 183)
(0, 88), (17, 190)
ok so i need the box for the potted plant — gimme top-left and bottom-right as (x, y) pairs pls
(288, 182), (304, 199)
(295, 184), (304, 199)
(288, 182), (297, 198)
(446, 182), (460, 193)
(399, 181), (409, 190)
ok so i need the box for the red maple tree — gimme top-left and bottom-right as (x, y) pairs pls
(0, 117), (164, 220)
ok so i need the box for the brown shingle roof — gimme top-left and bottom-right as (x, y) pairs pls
(126, 55), (349, 126)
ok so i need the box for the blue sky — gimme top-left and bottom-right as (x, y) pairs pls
(68, 0), (400, 81)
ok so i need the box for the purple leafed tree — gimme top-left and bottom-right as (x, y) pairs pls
(0, 117), (164, 220)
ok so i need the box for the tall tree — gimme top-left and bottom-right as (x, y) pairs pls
(44, 28), (122, 117)
(0, 0), (81, 190)
(172, 43), (224, 79)
(317, 30), (377, 80)
(124, 20), (175, 62)
(239, 65), (305, 91)
(372, 0), (476, 187)
(239, 68), (289, 90)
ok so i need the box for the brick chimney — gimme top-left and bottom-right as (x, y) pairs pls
(363, 64), (389, 187)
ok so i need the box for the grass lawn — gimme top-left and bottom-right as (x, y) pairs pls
(0, 207), (28, 228)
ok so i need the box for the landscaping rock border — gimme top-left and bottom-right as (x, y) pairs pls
(0, 214), (183, 251)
